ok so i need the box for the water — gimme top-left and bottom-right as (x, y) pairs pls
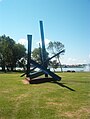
(84, 64), (90, 72)
(35, 67), (86, 72)
(50, 64), (90, 72)
(50, 67), (84, 72)
(0, 65), (90, 72)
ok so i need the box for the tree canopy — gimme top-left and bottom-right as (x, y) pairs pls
(0, 35), (26, 71)
(47, 41), (65, 71)
(0, 35), (65, 72)
(32, 47), (49, 64)
(47, 41), (65, 55)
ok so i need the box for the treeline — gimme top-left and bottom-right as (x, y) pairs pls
(0, 35), (26, 72)
(0, 35), (65, 72)
(62, 64), (85, 68)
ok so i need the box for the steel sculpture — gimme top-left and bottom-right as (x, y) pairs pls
(21, 21), (65, 83)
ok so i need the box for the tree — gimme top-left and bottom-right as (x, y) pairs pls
(0, 35), (15, 71)
(49, 60), (58, 72)
(32, 47), (49, 64)
(13, 43), (26, 71)
(32, 48), (41, 63)
(47, 41), (65, 72)
(0, 35), (26, 71)
(17, 57), (27, 71)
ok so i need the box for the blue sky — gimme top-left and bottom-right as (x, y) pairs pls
(0, 0), (90, 65)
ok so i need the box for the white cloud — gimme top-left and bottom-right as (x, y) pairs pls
(17, 38), (28, 47)
(67, 57), (77, 64)
(61, 56), (88, 65)
(45, 39), (50, 45)
(17, 38), (50, 50)
(36, 38), (50, 46)
(89, 54), (90, 59)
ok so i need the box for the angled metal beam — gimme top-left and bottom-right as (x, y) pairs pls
(30, 59), (61, 81)
(21, 49), (65, 77)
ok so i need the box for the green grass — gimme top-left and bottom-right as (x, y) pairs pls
(0, 72), (90, 119)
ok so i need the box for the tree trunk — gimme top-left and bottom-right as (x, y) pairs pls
(11, 66), (14, 71)
(58, 57), (63, 72)
(6, 66), (10, 71)
(1, 61), (6, 72)
(2, 66), (6, 72)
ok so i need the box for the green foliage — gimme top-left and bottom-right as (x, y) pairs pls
(32, 48), (41, 63)
(32, 47), (49, 63)
(47, 41), (65, 71)
(18, 58), (27, 71)
(13, 43), (26, 65)
(50, 60), (59, 72)
(0, 72), (90, 119)
(0, 35), (26, 71)
(47, 41), (65, 55)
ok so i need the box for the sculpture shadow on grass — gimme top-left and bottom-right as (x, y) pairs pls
(30, 78), (75, 91)
(64, 80), (90, 84)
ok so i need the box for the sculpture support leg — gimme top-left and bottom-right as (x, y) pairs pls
(26, 35), (32, 77)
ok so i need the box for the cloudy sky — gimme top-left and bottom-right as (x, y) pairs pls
(0, 0), (90, 65)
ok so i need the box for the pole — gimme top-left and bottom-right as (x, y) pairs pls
(27, 35), (32, 77)
(39, 21), (46, 62)
(39, 21), (48, 77)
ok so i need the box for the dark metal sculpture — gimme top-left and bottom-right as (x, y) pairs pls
(21, 21), (65, 82)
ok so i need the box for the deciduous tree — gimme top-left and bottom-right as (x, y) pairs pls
(0, 35), (26, 71)
(47, 41), (65, 72)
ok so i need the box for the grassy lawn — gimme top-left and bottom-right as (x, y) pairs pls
(0, 72), (90, 119)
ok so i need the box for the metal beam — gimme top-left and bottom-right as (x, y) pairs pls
(40, 20), (48, 77)
(39, 21), (46, 63)
(27, 35), (32, 77)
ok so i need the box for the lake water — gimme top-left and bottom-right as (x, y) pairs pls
(0, 65), (90, 72)
(35, 66), (90, 72)
(50, 67), (84, 72)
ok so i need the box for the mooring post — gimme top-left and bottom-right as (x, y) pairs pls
(26, 35), (32, 77)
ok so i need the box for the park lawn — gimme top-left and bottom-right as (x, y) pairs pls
(0, 72), (90, 119)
